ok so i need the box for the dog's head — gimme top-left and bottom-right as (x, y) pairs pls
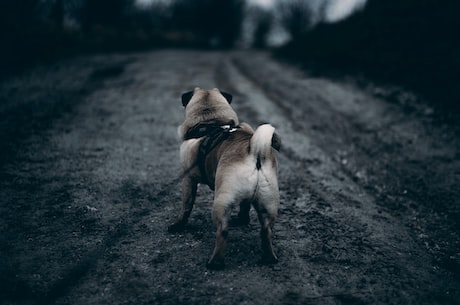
(182, 88), (233, 107)
(179, 88), (239, 139)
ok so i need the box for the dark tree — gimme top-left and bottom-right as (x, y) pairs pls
(251, 7), (274, 49)
(50, 0), (64, 30)
(0, 0), (41, 30)
(278, 0), (460, 111)
(171, 0), (245, 48)
(81, 0), (134, 32)
(277, 0), (313, 39)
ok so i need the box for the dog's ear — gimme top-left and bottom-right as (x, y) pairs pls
(221, 91), (233, 104)
(181, 91), (194, 107)
(271, 133), (281, 152)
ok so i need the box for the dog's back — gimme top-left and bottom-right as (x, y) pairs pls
(206, 123), (279, 199)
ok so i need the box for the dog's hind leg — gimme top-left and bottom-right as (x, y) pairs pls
(259, 214), (278, 264)
(254, 199), (279, 264)
(207, 194), (232, 269)
(168, 176), (197, 233)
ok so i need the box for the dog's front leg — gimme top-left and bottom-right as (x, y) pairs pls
(168, 176), (197, 233)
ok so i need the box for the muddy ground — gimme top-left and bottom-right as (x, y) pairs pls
(0, 50), (459, 305)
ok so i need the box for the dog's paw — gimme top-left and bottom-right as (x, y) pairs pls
(168, 221), (186, 233)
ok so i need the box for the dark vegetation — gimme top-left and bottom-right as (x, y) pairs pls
(0, 0), (245, 77)
(276, 0), (327, 40)
(1, 0), (135, 75)
(171, 0), (244, 49)
(2, 0), (459, 114)
(247, 6), (273, 49)
(277, 0), (460, 113)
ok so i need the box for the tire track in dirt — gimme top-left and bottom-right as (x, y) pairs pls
(1, 51), (185, 305)
(216, 53), (459, 303)
(24, 51), (244, 305)
(0, 55), (141, 305)
(221, 56), (395, 235)
(223, 55), (400, 240)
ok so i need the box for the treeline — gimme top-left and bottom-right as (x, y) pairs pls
(0, 0), (245, 75)
(0, 0), (332, 76)
(277, 0), (460, 111)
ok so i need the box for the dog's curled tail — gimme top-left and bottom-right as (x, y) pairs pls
(250, 124), (281, 169)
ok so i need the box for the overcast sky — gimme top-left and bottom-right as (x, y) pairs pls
(135, 0), (367, 22)
(325, 0), (366, 22)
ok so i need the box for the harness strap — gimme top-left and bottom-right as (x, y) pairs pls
(184, 121), (238, 190)
(184, 120), (236, 140)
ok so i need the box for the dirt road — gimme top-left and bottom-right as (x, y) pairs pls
(1, 50), (459, 305)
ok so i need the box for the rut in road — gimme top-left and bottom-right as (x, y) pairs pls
(215, 55), (444, 298)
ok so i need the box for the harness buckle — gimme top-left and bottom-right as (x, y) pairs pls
(220, 125), (238, 133)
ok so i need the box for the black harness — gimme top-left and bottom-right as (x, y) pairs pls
(184, 121), (238, 190)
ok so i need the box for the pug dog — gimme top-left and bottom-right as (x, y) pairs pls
(169, 88), (281, 269)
